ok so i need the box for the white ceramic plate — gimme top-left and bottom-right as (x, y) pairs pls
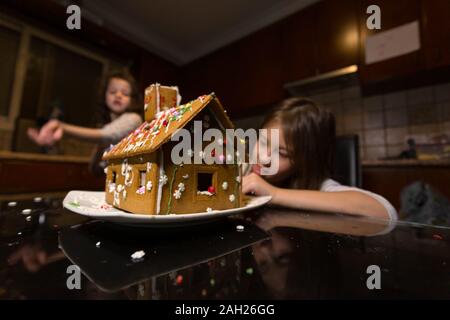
(63, 190), (271, 226)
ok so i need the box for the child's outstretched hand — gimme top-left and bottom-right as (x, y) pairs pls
(27, 119), (64, 146)
(242, 172), (278, 199)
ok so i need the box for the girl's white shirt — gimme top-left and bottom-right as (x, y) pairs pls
(320, 178), (398, 222)
(100, 112), (143, 144)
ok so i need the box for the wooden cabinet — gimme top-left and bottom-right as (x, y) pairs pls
(315, 0), (360, 73)
(182, 22), (284, 118)
(282, 0), (359, 83)
(234, 22), (284, 114)
(358, 0), (423, 85)
(0, 152), (104, 193)
(421, 0), (450, 70)
(282, 6), (318, 82)
(362, 162), (450, 210)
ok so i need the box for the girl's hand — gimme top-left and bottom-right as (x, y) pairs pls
(27, 120), (64, 146)
(242, 173), (278, 199)
(39, 119), (64, 145)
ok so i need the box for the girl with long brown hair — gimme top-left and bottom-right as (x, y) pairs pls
(242, 97), (397, 220)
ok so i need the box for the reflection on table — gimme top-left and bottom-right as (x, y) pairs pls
(1, 194), (450, 299)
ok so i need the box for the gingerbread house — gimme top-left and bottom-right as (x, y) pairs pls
(102, 84), (242, 215)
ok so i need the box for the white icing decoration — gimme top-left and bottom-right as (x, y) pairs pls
(117, 184), (124, 192)
(236, 176), (241, 183)
(146, 162), (152, 172)
(159, 174), (168, 186)
(229, 194), (236, 202)
(114, 191), (120, 206)
(136, 186), (145, 195)
(173, 189), (182, 199)
(104, 167), (108, 174)
(197, 191), (213, 196)
(182, 174), (189, 179)
(123, 190), (127, 199)
(178, 182), (185, 192)
(199, 151), (205, 159)
(156, 151), (164, 215)
(187, 149), (194, 157)
(124, 166), (133, 187)
(218, 138), (223, 145)
(121, 159), (128, 175)
(146, 181), (153, 191)
(206, 207), (213, 213)
(108, 183), (116, 193)
(222, 181), (228, 191)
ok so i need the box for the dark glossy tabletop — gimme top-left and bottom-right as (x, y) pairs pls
(1, 193), (449, 299)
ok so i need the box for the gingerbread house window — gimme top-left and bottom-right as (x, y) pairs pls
(197, 172), (213, 192)
(197, 172), (216, 196)
(139, 170), (146, 188)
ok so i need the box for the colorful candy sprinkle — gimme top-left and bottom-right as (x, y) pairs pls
(433, 234), (444, 240)
(208, 186), (216, 194)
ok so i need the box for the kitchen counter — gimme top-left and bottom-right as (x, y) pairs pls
(363, 158), (450, 167)
(0, 151), (91, 163)
(1, 193), (449, 299)
(0, 152), (103, 194)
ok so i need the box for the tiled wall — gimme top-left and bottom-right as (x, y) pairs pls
(312, 81), (450, 160)
(235, 81), (450, 160)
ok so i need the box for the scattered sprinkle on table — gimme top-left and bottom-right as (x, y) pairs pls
(131, 250), (145, 261)
(33, 197), (42, 203)
(26, 216), (32, 222)
(210, 279), (215, 286)
(7, 202), (17, 207)
(21, 209), (32, 215)
(96, 242), (101, 248)
(246, 267), (254, 275)
(236, 225), (244, 232)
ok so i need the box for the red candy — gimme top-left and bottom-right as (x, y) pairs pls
(433, 234), (443, 240)
(208, 186), (216, 194)
(176, 275), (183, 285)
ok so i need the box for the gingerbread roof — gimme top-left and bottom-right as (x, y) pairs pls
(102, 93), (234, 160)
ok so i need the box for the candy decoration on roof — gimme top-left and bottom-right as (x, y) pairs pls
(101, 86), (241, 215)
